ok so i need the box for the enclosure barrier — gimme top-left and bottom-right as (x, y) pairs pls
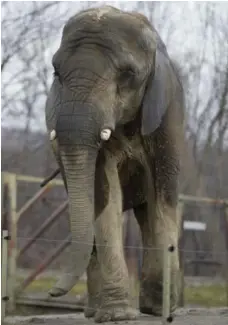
(162, 244), (176, 324)
(178, 197), (228, 307)
(1, 172), (228, 320)
(1, 230), (9, 319)
(17, 201), (68, 260)
(17, 235), (71, 294)
(1, 172), (64, 315)
(1, 178), (10, 319)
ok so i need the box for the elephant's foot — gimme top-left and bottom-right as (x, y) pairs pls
(93, 281), (137, 322)
(48, 274), (78, 297)
(94, 304), (138, 323)
(48, 287), (67, 297)
(84, 306), (96, 318)
(85, 249), (101, 318)
(139, 271), (180, 316)
(84, 297), (100, 318)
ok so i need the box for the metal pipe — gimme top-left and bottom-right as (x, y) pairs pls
(4, 172), (63, 186)
(16, 235), (71, 294)
(4, 172), (228, 204)
(179, 194), (228, 205)
(17, 200), (68, 259)
(17, 186), (50, 221)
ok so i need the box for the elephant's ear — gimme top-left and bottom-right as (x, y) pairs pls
(141, 48), (171, 136)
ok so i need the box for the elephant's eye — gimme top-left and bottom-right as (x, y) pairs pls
(117, 67), (136, 90)
(119, 68), (135, 82)
(53, 68), (62, 84)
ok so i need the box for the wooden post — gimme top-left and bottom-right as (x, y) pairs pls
(7, 173), (17, 312)
(2, 230), (9, 319)
(177, 202), (185, 307)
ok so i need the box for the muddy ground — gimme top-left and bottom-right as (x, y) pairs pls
(3, 308), (228, 325)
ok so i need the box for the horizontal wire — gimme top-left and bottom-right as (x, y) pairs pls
(5, 236), (226, 255)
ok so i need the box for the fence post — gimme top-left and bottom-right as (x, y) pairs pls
(2, 230), (10, 319)
(177, 201), (185, 307)
(7, 173), (17, 312)
(162, 244), (175, 324)
(1, 173), (10, 319)
(224, 205), (228, 307)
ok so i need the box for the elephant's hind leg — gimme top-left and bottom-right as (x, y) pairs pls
(84, 244), (101, 318)
(94, 155), (137, 323)
(134, 201), (180, 316)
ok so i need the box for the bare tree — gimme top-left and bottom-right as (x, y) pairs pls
(2, 1), (227, 195)
(1, 1), (68, 174)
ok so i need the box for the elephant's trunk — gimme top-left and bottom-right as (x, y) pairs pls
(49, 107), (98, 297)
(49, 147), (96, 297)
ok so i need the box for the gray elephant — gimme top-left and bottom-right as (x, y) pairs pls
(45, 5), (185, 323)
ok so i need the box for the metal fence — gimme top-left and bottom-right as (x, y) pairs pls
(1, 172), (64, 317)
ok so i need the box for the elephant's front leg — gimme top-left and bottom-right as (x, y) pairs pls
(134, 198), (181, 316)
(84, 244), (101, 318)
(94, 156), (137, 323)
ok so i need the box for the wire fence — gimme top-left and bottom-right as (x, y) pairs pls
(1, 172), (228, 323)
(11, 237), (228, 325)
(14, 236), (228, 255)
(11, 237), (228, 307)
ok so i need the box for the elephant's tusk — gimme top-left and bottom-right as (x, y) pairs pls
(100, 128), (111, 141)
(50, 129), (57, 141)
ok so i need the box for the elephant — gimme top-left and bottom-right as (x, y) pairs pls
(45, 5), (185, 323)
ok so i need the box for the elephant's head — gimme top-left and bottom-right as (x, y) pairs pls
(45, 6), (178, 297)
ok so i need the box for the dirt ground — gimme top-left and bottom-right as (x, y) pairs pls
(3, 308), (228, 325)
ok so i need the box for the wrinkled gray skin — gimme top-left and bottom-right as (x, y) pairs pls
(45, 6), (185, 323)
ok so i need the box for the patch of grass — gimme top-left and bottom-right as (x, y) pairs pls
(130, 281), (227, 307)
(17, 277), (227, 307)
(17, 277), (86, 295)
(184, 284), (227, 307)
